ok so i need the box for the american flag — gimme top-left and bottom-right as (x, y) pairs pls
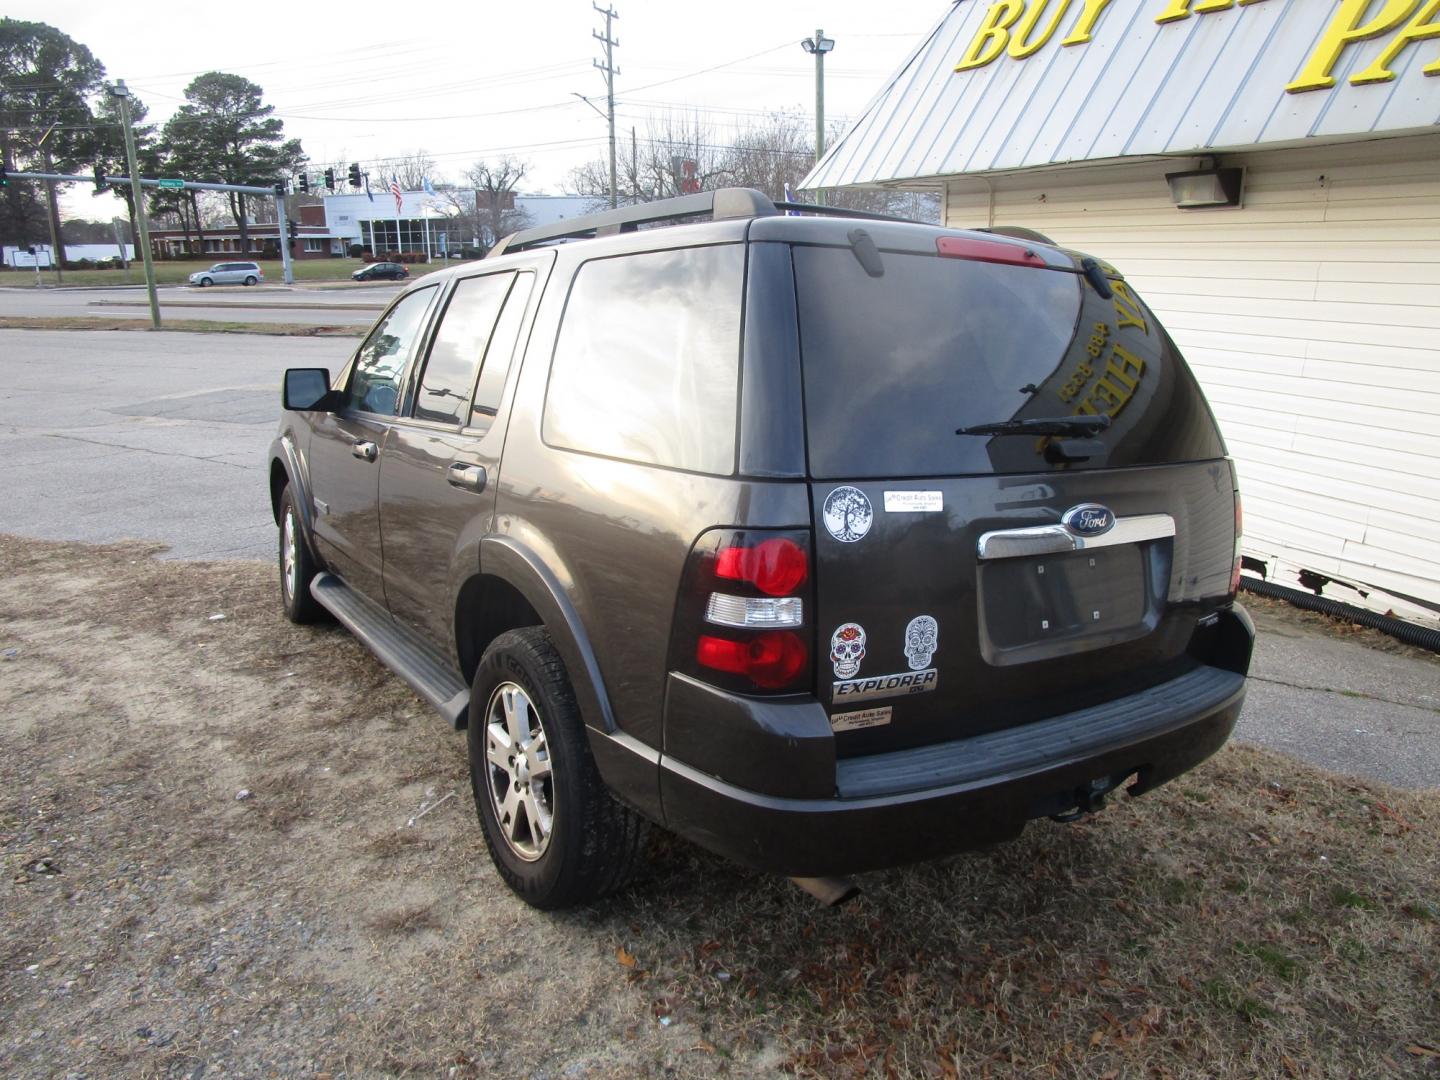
(390, 176), (403, 213)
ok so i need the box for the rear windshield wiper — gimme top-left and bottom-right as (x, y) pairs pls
(956, 415), (1112, 437)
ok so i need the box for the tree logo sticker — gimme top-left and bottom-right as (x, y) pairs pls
(822, 486), (873, 543)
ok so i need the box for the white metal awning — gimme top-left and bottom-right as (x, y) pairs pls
(803, 0), (1440, 190)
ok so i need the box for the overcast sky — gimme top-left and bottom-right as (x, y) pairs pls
(14, 0), (951, 218)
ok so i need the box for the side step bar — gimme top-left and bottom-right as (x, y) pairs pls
(310, 573), (470, 729)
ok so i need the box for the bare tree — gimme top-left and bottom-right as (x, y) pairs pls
(722, 111), (813, 202)
(569, 112), (729, 206)
(463, 157), (532, 246)
(392, 149), (436, 192)
(566, 109), (939, 222)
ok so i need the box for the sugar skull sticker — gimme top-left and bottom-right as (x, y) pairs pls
(903, 615), (938, 671)
(822, 486), (873, 543)
(830, 622), (867, 679)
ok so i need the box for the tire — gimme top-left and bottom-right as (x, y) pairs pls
(244, 275), (258, 286)
(198, 277), (213, 287)
(277, 484), (324, 624)
(467, 628), (648, 909)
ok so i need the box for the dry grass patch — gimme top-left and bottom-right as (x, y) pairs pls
(0, 535), (1435, 1078)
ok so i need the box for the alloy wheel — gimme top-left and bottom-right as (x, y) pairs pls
(483, 682), (554, 861)
(281, 507), (297, 601)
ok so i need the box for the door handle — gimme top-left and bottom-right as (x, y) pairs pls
(351, 440), (378, 462)
(447, 462), (487, 493)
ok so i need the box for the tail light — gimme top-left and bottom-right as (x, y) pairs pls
(670, 529), (814, 695)
(1229, 491), (1244, 596)
(936, 235), (1047, 268)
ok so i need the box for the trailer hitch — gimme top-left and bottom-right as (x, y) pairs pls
(1050, 775), (1125, 823)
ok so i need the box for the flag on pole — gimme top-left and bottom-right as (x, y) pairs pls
(390, 176), (403, 214)
(421, 176), (436, 197)
(363, 174), (374, 202)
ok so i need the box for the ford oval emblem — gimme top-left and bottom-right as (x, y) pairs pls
(1062, 503), (1115, 537)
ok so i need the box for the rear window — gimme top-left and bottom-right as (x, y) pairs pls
(544, 244), (743, 475)
(794, 247), (1225, 478)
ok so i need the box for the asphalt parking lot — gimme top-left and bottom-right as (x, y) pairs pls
(0, 327), (1436, 790)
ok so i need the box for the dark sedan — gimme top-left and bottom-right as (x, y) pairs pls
(352, 262), (410, 282)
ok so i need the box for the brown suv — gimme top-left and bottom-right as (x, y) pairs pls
(269, 189), (1253, 909)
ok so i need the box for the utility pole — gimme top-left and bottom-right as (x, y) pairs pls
(593, 4), (620, 209)
(631, 127), (638, 204)
(800, 30), (836, 207)
(37, 126), (63, 285)
(109, 80), (161, 329)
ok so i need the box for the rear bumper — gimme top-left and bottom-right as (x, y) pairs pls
(657, 612), (1251, 876)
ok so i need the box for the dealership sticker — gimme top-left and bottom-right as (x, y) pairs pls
(822, 486), (873, 543)
(883, 490), (943, 513)
(833, 668), (937, 703)
(830, 705), (892, 733)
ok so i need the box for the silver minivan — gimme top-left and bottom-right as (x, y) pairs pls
(189, 261), (263, 287)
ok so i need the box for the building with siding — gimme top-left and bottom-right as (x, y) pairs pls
(147, 205), (343, 260)
(805, 0), (1440, 626)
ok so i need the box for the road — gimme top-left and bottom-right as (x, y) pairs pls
(1, 327), (1435, 790)
(0, 327), (351, 560)
(0, 281), (403, 325)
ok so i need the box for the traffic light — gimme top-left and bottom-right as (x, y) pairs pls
(287, 220), (298, 249)
(324, 167), (335, 191)
(298, 173), (309, 194)
(93, 164), (108, 192)
(273, 182), (286, 196)
(347, 162), (361, 188)
(0, 165), (8, 188)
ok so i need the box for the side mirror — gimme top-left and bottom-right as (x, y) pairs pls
(283, 368), (334, 411)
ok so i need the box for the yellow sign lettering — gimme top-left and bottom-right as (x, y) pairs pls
(956, 0), (1027, 72)
(1107, 344), (1146, 389)
(1156, 0), (1266, 25)
(1010, 0), (1075, 59)
(1351, 0), (1440, 83)
(1287, 0), (1420, 93)
(1111, 281), (1148, 333)
(1061, 0), (1115, 45)
(1090, 378), (1130, 412)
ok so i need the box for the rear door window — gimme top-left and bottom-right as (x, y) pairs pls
(544, 244), (743, 475)
(793, 246), (1225, 478)
(471, 273), (534, 426)
(343, 286), (437, 417)
(414, 273), (514, 424)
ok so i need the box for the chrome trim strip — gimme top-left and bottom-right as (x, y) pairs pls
(977, 513), (1175, 561)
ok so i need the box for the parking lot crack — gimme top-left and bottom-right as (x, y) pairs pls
(1247, 673), (1440, 716)
(39, 431), (252, 471)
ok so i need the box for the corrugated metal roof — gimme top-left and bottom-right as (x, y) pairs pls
(804, 0), (1440, 188)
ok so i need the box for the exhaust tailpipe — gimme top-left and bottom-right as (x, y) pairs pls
(789, 876), (860, 907)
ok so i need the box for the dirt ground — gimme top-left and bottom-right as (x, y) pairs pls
(1, 536), (1436, 1078)
(1242, 590), (1440, 665)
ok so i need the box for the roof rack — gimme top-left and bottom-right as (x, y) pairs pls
(487, 187), (920, 258)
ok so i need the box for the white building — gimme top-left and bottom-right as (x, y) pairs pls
(807, 0), (1440, 626)
(322, 190), (593, 256)
(4, 243), (135, 267)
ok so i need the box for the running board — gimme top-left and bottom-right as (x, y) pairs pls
(309, 573), (470, 729)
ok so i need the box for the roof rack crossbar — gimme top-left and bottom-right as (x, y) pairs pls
(771, 200), (919, 224)
(488, 187), (779, 258)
